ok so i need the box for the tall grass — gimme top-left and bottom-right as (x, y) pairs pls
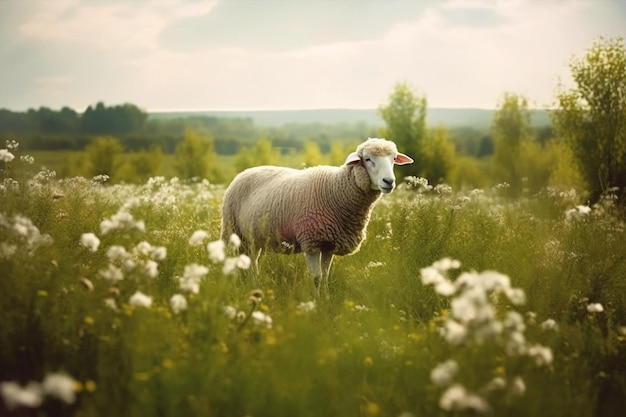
(1, 145), (625, 416)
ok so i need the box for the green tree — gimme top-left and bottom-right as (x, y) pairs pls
(85, 136), (124, 179)
(423, 126), (456, 184)
(117, 145), (163, 183)
(174, 128), (221, 181)
(553, 36), (626, 201)
(234, 138), (279, 172)
(378, 82), (427, 177)
(491, 93), (533, 196)
(329, 140), (358, 166)
(302, 141), (323, 167)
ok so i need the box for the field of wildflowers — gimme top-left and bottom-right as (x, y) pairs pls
(1, 141), (626, 417)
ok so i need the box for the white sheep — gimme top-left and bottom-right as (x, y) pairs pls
(220, 138), (413, 296)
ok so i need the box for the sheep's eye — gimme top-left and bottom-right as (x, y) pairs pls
(364, 157), (372, 163)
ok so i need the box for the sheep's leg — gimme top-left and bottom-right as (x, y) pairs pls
(304, 252), (323, 298)
(321, 251), (334, 297)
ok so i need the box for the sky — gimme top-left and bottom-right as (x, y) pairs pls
(1, 0), (626, 112)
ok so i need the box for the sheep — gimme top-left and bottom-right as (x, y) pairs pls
(220, 137), (413, 296)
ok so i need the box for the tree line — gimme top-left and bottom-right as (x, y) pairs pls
(383, 36), (626, 203)
(1, 37), (624, 203)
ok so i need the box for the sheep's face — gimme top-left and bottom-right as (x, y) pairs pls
(345, 138), (414, 194)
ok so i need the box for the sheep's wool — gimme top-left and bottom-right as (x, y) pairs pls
(221, 162), (380, 256)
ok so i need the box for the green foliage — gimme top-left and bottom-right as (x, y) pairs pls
(234, 138), (279, 172)
(84, 136), (125, 179)
(173, 128), (222, 182)
(328, 140), (359, 166)
(449, 155), (490, 189)
(378, 82), (427, 177)
(117, 146), (164, 184)
(491, 93), (534, 196)
(554, 36), (626, 201)
(422, 126), (456, 184)
(301, 140), (323, 167)
(81, 102), (147, 135)
(2, 149), (626, 416)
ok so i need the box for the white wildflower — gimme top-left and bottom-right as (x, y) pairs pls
(478, 270), (511, 292)
(222, 257), (238, 275)
(420, 266), (447, 286)
(134, 241), (152, 256)
(189, 230), (209, 246)
(540, 318), (558, 331)
(0, 381), (43, 409)
(503, 311), (526, 333)
(144, 260), (159, 278)
(442, 320), (468, 345)
(183, 263), (209, 279)
(297, 300), (317, 313)
(223, 305), (238, 319)
(367, 261), (385, 268)
(430, 359), (459, 387)
(79, 233), (100, 252)
(129, 291), (152, 308)
(0, 149), (15, 162)
(435, 279), (456, 296)
(506, 331), (527, 356)
(587, 303), (604, 313)
(170, 294), (188, 314)
(251, 311), (273, 329)
(42, 372), (76, 404)
(433, 257), (461, 272)
(207, 239), (226, 263)
(229, 233), (241, 248)
(439, 384), (489, 414)
(511, 376), (526, 396)
(98, 264), (124, 282)
(106, 245), (128, 262)
(565, 205), (592, 221)
(505, 287), (527, 305)
(485, 376), (506, 391)
(179, 277), (199, 294)
(236, 254), (251, 269)
(104, 298), (118, 310)
(527, 344), (553, 367)
(20, 155), (35, 165)
(0, 242), (17, 259)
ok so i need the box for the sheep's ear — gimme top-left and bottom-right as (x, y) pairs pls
(344, 151), (361, 166)
(394, 153), (414, 165)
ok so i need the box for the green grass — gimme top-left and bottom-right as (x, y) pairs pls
(1, 155), (626, 417)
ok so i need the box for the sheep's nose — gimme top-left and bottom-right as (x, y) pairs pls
(382, 177), (395, 187)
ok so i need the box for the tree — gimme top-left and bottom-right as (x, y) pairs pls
(378, 82), (427, 177)
(553, 36), (626, 201)
(491, 93), (533, 196)
(234, 138), (279, 172)
(84, 136), (124, 179)
(117, 145), (163, 183)
(173, 128), (221, 181)
(302, 141), (323, 167)
(423, 126), (456, 184)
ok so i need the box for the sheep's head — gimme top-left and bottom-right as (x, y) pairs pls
(344, 138), (413, 194)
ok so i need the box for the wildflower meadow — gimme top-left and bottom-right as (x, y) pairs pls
(1, 142), (626, 417)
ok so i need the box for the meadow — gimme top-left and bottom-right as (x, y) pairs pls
(1, 144), (626, 417)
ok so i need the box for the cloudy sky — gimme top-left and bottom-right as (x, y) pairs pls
(1, 0), (625, 112)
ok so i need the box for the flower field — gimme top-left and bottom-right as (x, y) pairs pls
(1, 143), (626, 417)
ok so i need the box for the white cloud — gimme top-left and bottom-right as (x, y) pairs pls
(1, 0), (626, 110)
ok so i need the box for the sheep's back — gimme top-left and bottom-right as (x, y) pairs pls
(222, 164), (378, 255)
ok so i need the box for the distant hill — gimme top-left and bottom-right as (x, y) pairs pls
(150, 108), (551, 129)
